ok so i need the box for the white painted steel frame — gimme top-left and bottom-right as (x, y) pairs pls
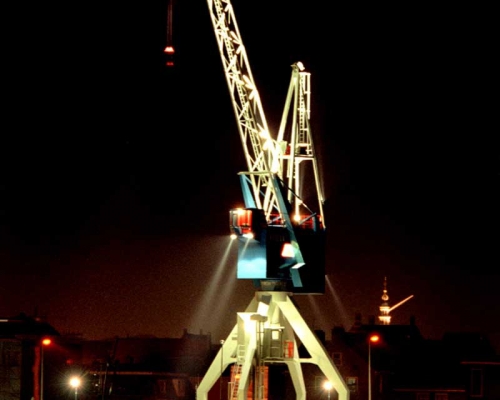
(196, 292), (349, 400)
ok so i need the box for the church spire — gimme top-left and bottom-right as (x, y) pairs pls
(379, 276), (391, 325)
(378, 276), (414, 325)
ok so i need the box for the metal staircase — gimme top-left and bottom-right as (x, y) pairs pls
(230, 363), (242, 400)
(229, 344), (246, 400)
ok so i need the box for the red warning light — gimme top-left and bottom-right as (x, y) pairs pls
(164, 46), (175, 67)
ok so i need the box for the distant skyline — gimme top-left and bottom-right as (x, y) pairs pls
(1, 1), (498, 352)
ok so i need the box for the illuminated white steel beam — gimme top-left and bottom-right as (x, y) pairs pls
(196, 291), (349, 400)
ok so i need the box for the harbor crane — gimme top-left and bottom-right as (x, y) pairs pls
(196, 1), (349, 399)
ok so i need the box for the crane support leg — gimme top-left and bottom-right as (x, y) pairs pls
(196, 292), (349, 400)
(283, 359), (306, 400)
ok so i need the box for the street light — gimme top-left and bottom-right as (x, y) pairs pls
(220, 339), (224, 400)
(40, 338), (52, 400)
(323, 380), (333, 400)
(69, 376), (81, 400)
(368, 334), (380, 400)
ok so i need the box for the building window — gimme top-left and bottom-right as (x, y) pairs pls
(416, 393), (430, 400)
(172, 379), (186, 397)
(332, 352), (342, 366)
(346, 376), (357, 393)
(1, 342), (22, 367)
(435, 394), (448, 400)
(470, 368), (483, 397)
(157, 380), (167, 395)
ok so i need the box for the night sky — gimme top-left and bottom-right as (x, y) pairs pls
(1, 2), (498, 350)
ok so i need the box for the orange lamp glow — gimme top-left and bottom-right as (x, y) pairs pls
(369, 334), (380, 343)
(42, 338), (52, 346)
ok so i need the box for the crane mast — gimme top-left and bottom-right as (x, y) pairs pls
(197, 1), (349, 399)
(278, 62), (326, 228)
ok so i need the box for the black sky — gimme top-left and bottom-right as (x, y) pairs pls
(1, 1), (498, 349)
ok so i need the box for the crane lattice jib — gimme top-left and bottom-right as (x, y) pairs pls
(208, 0), (283, 219)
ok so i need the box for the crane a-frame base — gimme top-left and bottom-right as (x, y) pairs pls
(196, 291), (349, 400)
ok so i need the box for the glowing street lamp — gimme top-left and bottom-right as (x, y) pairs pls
(368, 334), (380, 400)
(323, 380), (333, 400)
(40, 337), (52, 400)
(69, 376), (81, 400)
(220, 339), (224, 400)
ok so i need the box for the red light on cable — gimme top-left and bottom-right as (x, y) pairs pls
(42, 338), (52, 346)
(164, 45), (175, 67)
